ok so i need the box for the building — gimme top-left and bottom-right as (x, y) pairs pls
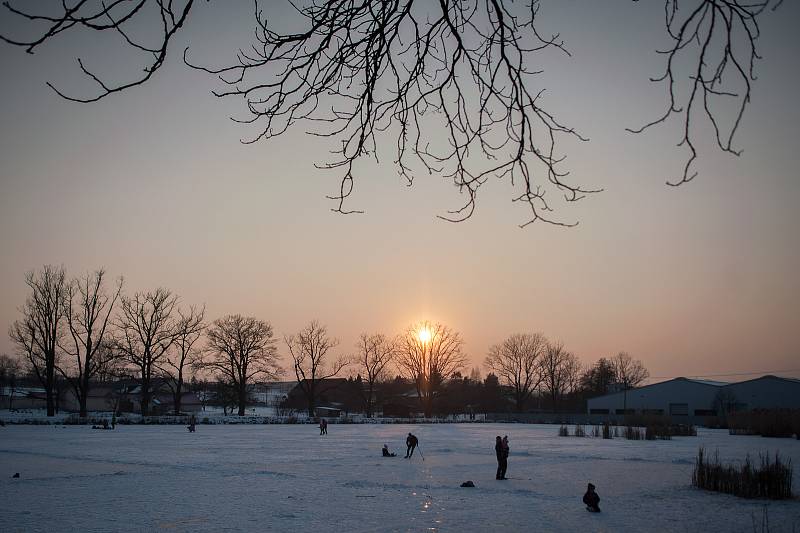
(586, 375), (800, 422)
(249, 381), (296, 407)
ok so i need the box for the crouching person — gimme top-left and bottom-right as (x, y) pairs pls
(583, 483), (600, 512)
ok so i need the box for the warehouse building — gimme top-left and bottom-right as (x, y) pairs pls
(586, 375), (800, 421)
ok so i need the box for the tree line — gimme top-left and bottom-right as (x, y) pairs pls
(4, 265), (649, 418)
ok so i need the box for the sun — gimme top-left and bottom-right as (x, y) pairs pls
(417, 327), (432, 343)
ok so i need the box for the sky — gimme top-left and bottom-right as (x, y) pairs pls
(1, 1), (798, 384)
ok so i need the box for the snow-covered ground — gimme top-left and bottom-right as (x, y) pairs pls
(1, 424), (798, 532)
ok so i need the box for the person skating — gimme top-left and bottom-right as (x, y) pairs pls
(322, 419), (328, 434)
(583, 483), (601, 512)
(187, 414), (196, 433)
(405, 433), (418, 458)
(382, 444), (396, 457)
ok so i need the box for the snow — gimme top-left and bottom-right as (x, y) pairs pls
(1, 424), (798, 532)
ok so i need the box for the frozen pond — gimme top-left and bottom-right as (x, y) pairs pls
(1, 423), (799, 532)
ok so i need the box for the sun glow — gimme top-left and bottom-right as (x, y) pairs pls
(417, 327), (432, 344)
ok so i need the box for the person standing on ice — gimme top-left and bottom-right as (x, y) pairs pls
(583, 483), (601, 512)
(322, 419), (328, 434)
(495, 436), (505, 480)
(497, 435), (509, 479)
(405, 433), (418, 458)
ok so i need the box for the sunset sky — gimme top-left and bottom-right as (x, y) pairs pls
(1, 1), (798, 383)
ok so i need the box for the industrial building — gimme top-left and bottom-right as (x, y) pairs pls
(586, 375), (800, 421)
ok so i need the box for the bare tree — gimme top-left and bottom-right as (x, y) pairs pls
(611, 351), (649, 412)
(115, 289), (179, 416)
(353, 333), (395, 418)
(203, 314), (280, 416)
(485, 332), (547, 412)
(540, 340), (580, 412)
(1, 1), (782, 225)
(285, 321), (348, 418)
(628, 0), (781, 186)
(161, 305), (205, 415)
(395, 321), (467, 418)
(57, 269), (123, 417)
(8, 266), (69, 416)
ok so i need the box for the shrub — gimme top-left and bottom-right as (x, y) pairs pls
(624, 426), (644, 440)
(692, 447), (793, 499)
(727, 409), (800, 439)
(591, 425), (601, 438)
(558, 425), (569, 437)
(574, 424), (586, 437)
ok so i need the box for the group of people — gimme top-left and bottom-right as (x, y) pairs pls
(383, 432), (601, 512)
(494, 435), (509, 480)
(381, 433), (419, 459)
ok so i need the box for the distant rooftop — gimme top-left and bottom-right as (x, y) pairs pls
(682, 378), (729, 386)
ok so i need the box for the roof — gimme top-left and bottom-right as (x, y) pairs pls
(726, 375), (800, 386)
(683, 378), (729, 387)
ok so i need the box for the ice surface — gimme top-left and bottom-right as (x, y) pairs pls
(1, 424), (798, 532)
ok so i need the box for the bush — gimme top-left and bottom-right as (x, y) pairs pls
(574, 424), (586, 437)
(558, 425), (569, 437)
(692, 447), (793, 499)
(624, 426), (644, 440)
(727, 409), (800, 439)
(591, 425), (601, 438)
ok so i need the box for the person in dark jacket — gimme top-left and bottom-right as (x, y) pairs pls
(495, 436), (509, 479)
(405, 433), (418, 458)
(382, 444), (396, 457)
(495, 436), (504, 479)
(583, 483), (601, 512)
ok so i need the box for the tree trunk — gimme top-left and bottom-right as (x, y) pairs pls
(79, 374), (90, 418)
(423, 395), (433, 418)
(140, 378), (150, 416)
(46, 365), (55, 416)
(238, 385), (247, 416)
(173, 381), (183, 416)
(366, 383), (374, 418)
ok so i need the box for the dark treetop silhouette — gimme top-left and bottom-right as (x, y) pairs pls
(0, 0), (784, 226)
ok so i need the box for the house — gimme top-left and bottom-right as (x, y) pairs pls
(283, 378), (363, 414)
(249, 381), (296, 406)
(63, 384), (119, 412)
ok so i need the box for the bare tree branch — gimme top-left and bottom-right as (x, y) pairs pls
(629, 0), (781, 185)
(0, 0), (195, 102)
(8, 265), (69, 416)
(203, 314), (280, 416)
(395, 320), (466, 417)
(485, 332), (547, 412)
(160, 304), (205, 415)
(353, 332), (396, 417)
(58, 269), (123, 417)
(285, 320), (348, 417)
(114, 288), (179, 415)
